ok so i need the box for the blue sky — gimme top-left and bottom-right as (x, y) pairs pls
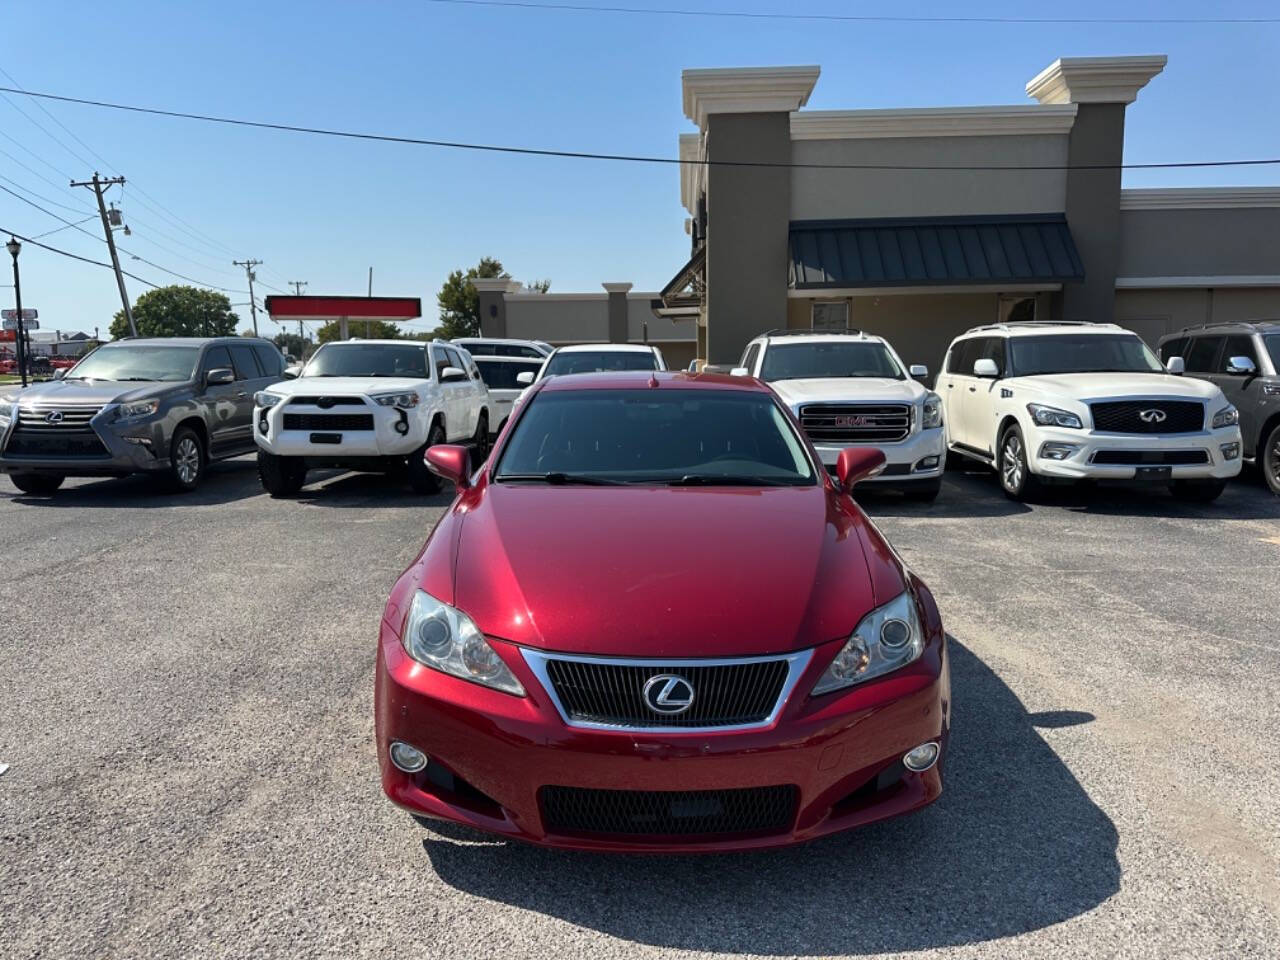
(2, 1), (1278, 337)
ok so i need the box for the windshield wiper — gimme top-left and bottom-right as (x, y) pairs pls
(114, 377), (158, 382)
(666, 475), (794, 486)
(497, 472), (627, 486)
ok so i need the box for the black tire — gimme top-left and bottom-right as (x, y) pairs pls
(1169, 479), (1227, 503)
(257, 450), (307, 497)
(408, 422), (446, 494)
(904, 478), (942, 503)
(9, 473), (64, 495)
(998, 424), (1038, 501)
(1263, 422), (1280, 497)
(471, 412), (490, 464)
(166, 426), (205, 492)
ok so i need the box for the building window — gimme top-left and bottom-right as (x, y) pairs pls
(811, 301), (849, 332)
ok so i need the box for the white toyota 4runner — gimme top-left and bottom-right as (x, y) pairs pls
(938, 322), (1243, 502)
(733, 331), (945, 500)
(253, 339), (490, 496)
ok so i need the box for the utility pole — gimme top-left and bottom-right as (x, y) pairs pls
(71, 173), (135, 336)
(233, 259), (263, 336)
(366, 266), (373, 338)
(289, 280), (307, 341)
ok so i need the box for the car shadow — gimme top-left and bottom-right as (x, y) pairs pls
(856, 472), (1032, 519)
(1048, 476), (1280, 519)
(293, 470), (457, 509)
(0, 457), (265, 508)
(417, 638), (1119, 955)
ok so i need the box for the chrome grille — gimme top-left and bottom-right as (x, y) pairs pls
(7, 405), (109, 458)
(524, 650), (811, 731)
(799, 403), (911, 444)
(15, 405), (104, 433)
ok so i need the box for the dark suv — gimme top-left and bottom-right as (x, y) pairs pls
(1158, 320), (1280, 494)
(0, 337), (285, 494)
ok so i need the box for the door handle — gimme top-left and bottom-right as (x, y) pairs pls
(968, 386), (976, 393)
(235, 391), (247, 400)
(947, 383), (954, 388)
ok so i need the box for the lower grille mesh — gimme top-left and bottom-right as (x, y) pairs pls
(540, 785), (797, 838)
(282, 413), (375, 431)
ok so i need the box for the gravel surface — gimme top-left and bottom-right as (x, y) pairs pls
(1, 458), (1277, 959)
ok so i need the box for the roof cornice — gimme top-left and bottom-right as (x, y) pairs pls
(1026, 55), (1167, 105)
(790, 104), (1077, 141)
(682, 66), (820, 129)
(1120, 188), (1280, 210)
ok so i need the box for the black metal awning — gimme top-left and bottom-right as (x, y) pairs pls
(661, 244), (706, 302)
(789, 214), (1084, 290)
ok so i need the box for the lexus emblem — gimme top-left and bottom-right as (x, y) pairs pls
(642, 674), (695, 715)
(44, 410), (63, 424)
(1138, 408), (1167, 424)
(834, 415), (869, 427)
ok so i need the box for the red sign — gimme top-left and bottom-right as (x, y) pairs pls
(264, 295), (421, 321)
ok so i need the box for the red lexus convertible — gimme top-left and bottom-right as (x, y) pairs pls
(375, 371), (949, 851)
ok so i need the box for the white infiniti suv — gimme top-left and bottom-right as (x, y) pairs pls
(253, 339), (490, 496)
(938, 321), (1243, 502)
(733, 331), (945, 501)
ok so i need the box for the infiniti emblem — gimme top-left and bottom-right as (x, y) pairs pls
(1138, 408), (1167, 424)
(44, 410), (63, 424)
(642, 674), (695, 715)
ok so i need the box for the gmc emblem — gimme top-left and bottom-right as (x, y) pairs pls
(833, 415), (869, 427)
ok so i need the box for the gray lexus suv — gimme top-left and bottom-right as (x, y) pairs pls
(0, 337), (285, 494)
(1158, 320), (1280, 495)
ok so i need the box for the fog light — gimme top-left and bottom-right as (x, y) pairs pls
(1039, 442), (1078, 461)
(902, 742), (939, 772)
(394, 420), (409, 435)
(914, 455), (940, 472)
(1220, 442), (1240, 461)
(389, 740), (428, 773)
(258, 417), (269, 435)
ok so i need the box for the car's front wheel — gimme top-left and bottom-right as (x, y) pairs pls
(1169, 479), (1227, 503)
(998, 424), (1038, 501)
(1263, 422), (1280, 496)
(166, 427), (205, 492)
(407, 422), (447, 494)
(257, 450), (307, 497)
(9, 473), (64, 495)
(471, 412), (490, 464)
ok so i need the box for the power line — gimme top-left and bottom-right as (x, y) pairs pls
(4, 83), (1279, 172)
(426, 0), (1280, 25)
(0, 223), (159, 288)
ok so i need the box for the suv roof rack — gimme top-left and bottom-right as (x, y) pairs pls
(1178, 318), (1280, 333)
(961, 320), (1107, 335)
(761, 328), (864, 338)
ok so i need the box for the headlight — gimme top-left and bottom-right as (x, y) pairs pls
(372, 392), (420, 408)
(1027, 402), (1082, 429)
(401, 590), (525, 696)
(117, 398), (159, 421)
(922, 392), (942, 429)
(812, 591), (924, 696)
(1211, 405), (1239, 429)
(254, 391), (284, 409)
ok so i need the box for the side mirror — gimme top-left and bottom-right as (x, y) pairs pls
(729, 366), (750, 377)
(440, 366), (468, 383)
(515, 370), (536, 385)
(424, 444), (471, 490)
(1226, 355), (1257, 376)
(282, 364), (302, 380)
(909, 364), (928, 380)
(1165, 356), (1185, 376)
(53, 369), (66, 381)
(835, 446), (887, 492)
(206, 367), (235, 386)
(973, 358), (999, 379)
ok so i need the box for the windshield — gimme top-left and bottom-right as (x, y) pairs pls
(542, 350), (657, 376)
(759, 341), (903, 382)
(495, 389), (816, 486)
(1008, 334), (1164, 376)
(1264, 334), (1280, 372)
(305, 343), (428, 378)
(65, 345), (200, 382)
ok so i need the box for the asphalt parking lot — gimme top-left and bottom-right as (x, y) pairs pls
(1, 460), (1278, 959)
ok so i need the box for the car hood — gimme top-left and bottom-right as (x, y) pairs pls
(266, 376), (426, 397)
(9, 378), (180, 406)
(1009, 372), (1223, 401)
(768, 377), (924, 409)
(451, 483), (889, 657)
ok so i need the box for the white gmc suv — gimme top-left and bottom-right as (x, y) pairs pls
(938, 322), (1243, 502)
(253, 339), (490, 496)
(733, 331), (945, 500)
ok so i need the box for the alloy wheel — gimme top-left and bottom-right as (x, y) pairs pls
(175, 437), (201, 485)
(1002, 434), (1023, 491)
(1269, 434), (1280, 491)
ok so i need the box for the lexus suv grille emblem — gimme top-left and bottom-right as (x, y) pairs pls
(642, 674), (695, 715)
(1138, 409), (1167, 424)
(44, 410), (64, 424)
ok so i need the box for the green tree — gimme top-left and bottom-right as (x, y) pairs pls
(435, 256), (509, 340)
(316, 319), (404, 343)
(109, 285), (239, 340)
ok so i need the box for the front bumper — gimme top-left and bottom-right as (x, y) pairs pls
(0, 407), (170, 476)
(375, 601), (949, 852)
(812, 427), (945, 483)
(1026, 424), (1244, 481)
(254, 401), (427, 458)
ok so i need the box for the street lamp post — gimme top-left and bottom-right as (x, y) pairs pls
(6, 236), (27, 389)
